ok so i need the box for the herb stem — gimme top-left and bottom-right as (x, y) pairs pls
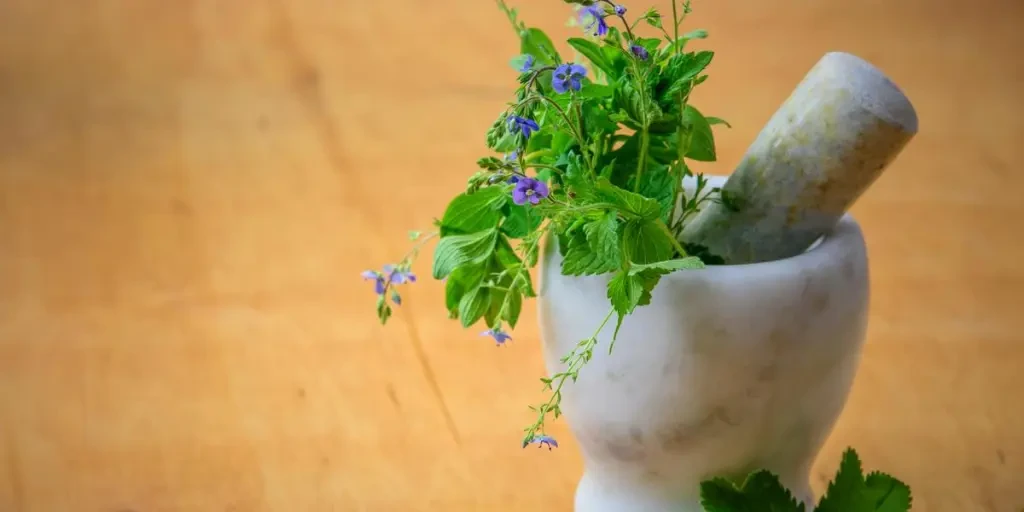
(672, 0), (680, 54)
(522, 306), (615, 445)
(658, 218), (689, 258)
(633, 127), (648, 193)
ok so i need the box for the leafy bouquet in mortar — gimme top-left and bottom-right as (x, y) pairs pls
(363, 1), (913, 509)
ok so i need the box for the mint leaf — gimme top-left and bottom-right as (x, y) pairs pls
(621, 219), (673, 264)
(441, 186), (508, 235)
(683, 104), (717, 162)
(561, 214), (622, 276)
(700, 471), (804, 512)
(444, 262), (487, 316)
(665, 51), (714, 83)
(502, 203), (542, 239)
(458, 286), (490, 328)
(817, 448), (873, 512)
(636, 162), (675, 222)
(607, 271), (643, 317)
(567, 38), (616, 79)
(628, 257), (703, 275)
(595, 179), (662, 220)
(432, 228), (500, 279)
(864, 471), (912, 512)
(635, 37), (662, 56)
(503, 286), (524, 328)
(520, 27), (561, 66)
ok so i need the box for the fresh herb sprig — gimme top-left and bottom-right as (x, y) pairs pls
(701, 448), (913, 512)
(363, 0), (729, 448)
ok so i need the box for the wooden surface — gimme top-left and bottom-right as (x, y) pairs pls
(1, 0), (1021, 510)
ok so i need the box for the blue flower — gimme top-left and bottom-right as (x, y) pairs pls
(552, 63), (587, 94)
(361, 270), (386, 295)
(482, 328), (512, 346)
(614, 5), (627, 16)
(579, 4), (608, 37)
(507, 175), (521, 185)
(383, 264), (416, 284)
(507, 115), (540, 139)
(518, 54), (535, 73)
(630, 43), (649, 61)
(525, 434), (559, 450)
(512, 177), (550, 205)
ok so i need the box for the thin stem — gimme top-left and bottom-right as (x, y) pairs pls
(672, 0), (680, 54)
(658, 218), (689, 258)
(633, 128), (649, 192)
(522, 306), (615, 443)
(598, 0), (636, 41)
(518, 95), (586, 152)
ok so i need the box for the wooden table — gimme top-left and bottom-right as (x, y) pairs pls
(1, 0), (1021, 510)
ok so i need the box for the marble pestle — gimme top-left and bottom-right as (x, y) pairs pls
(681, 52), (918, 265)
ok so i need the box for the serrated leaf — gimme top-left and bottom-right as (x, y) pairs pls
(595, 179), (662, 220)
(440, 186), (508, 235)
(683, 104), (717, 162)
(561, 214), (622, 276)
(567, 38), (616, 80)
(817, 448), (873, 512)
(664, 51), (715, 91)
(628, 257), (703, 275)
(621, 220), (673, 264)
(636, 162), (675, 221)
(700, 471), (804, 512)
(615, 80), (647, 127)
(432, 228), (499, 279)
(864, 471), (912, 512)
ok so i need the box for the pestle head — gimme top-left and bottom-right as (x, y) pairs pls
(680, 51), (918, 265)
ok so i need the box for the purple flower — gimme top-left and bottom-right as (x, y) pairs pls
(525, 434), (559, 450)
(630, 43), (650, 61)
(518, 54), (535, 73)
(512, 177), (550, 206)
(482, 328), (512, 346)
(361, 270), (386, 295)
(614, 5), (627, 16)
(507, 175), (521, 185)
(507, 115), (540, 139)
(552, 63), (587, 94)
(383, 264), (416, 284)
(579, 4), (608, 37)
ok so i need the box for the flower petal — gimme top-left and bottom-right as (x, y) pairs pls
(512, 187), (528, 205)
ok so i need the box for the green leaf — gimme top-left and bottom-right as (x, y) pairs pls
(579, 83), (614, 99)
(607, 270), (643, 318)
(504, 287), (524, 328)
(706, 116), (732, 128)
(509, 54), (533, 72)
(567, 38), (616, 79)
(595, 178), (662, 220)
(458, 286), (490, 328)
(440, 186), (508, 235)
(644, 8), (662, 28)
(700, 471), (805, 512)
(683, 104), (717, 162)
(444, 262), (487, 316)
(664, 51), (715, 91)
(502, 203), (542, 239)
(432, 228), (500, 280)
(636, 37), (662, 56)
(635, 162), (675, 222)
(817, 448), (873, 512)
(614, 80), (647, 127)
(659, 29), (709, 60)
(628, 257), (703, 275)
(621, 220), (673, 264)
(520, 27), (561, 66)
(683, 29), (709, 40)
(560, 213), (622, 276)
(864, 472), (912, 512)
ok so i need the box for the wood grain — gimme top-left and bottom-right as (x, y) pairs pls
(0, 0), (1021, 510)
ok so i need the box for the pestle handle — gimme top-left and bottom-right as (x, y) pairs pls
(681, 52), (918, 265)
